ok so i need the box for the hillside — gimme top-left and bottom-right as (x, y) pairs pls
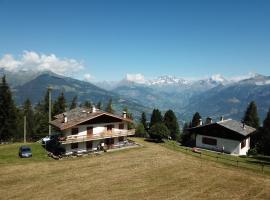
(0, 138), (269, 200)
(12, 72), (151, 119)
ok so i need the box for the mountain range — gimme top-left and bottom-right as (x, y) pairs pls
(1, 67), (270, 124)
(96, 73), (270, 123)
(0, 68), (151, 119)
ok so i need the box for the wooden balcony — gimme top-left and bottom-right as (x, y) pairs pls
(59, 129), (135, 144)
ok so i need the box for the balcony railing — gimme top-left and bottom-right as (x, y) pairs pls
(59, 129), (135, 144)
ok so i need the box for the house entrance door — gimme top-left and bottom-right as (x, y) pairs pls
(87, 127), (93, 137)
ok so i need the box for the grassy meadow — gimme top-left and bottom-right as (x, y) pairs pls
(0, 138), (270, 200)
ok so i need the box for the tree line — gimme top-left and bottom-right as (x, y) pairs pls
(135, 109), (180, 142)
(0, 75), (118, 142)
(135, 101), (270, 155)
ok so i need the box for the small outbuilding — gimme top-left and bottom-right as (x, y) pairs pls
(188, 119), (256, 155)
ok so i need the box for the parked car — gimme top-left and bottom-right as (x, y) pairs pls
(18, 146), (32, 158)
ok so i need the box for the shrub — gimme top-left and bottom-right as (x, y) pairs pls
(149, 123), (169, 142)
(135, 123), (149, 138)
(247, 148), (258, 156)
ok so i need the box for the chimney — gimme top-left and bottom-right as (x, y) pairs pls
(242, 121), (246, 129)
(123, 111), (127, 118)
(220, 116), (224, 122)
(206, 117), (212, 124)
(63, 113), (68, 123)
(91, 105), (96, 113)
(199, 118), (203, 126)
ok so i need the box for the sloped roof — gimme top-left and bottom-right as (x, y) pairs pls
(217, 119), (256, 136)
(50, 107), (133, 130)
(189, 119), (256, 139)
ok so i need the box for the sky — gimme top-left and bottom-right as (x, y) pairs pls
(0, 0), (270, 82)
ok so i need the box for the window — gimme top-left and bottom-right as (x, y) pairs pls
(87, 127), (93, 135)
(86, 141), (92, 149)
(202, 137), (217, 146)
(107, 125), (114, 131)
(71, 143), (78, 149)
(119, 136), (124, 142)
(241, 139), (246, 149)
(119, 123), (124, 130)
(71, 128), (79, 135)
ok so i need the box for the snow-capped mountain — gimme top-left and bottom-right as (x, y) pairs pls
(147, 75), (191, 86)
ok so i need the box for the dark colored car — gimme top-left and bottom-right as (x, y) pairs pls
(18, 146), (32, 158)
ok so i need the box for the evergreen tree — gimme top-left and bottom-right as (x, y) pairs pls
(70, 96), (77, 110)
(84, 100), (92, 108)
(163, 109), (180, 140)
(0, 76), (18, 142)
(191, 112), (201, 127)
(33, 89), (52, 139)
(135, 123), (148, 138)
(140, 112), (148, 131)
(243, 101), (260, 129)
(149, 123), (169, 141)
(150, 109), (163, 128)
(105, 98), (114, 114)
(96, 101), (102, 109)
(23, 99), (35, 141)
(180, 122), (195, 146)
(33, 101), (48, 139)
(53, 92), (66, 115)
(261, 109), (270, 155)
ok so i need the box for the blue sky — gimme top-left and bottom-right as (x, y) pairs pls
(0, 0), (270, 81)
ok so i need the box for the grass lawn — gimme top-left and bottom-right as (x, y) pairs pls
(0, 142), (51, 165)
(162, 140), (270, 175)
(0, 138), (270, 200)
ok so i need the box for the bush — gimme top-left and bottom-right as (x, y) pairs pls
(247, 148), (258, 156)
(45, 139), (65, 155)
(135, 123), (149, 138)
(149, 123), (169, 142)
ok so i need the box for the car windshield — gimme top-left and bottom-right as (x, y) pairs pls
(21, 147), (31, 152)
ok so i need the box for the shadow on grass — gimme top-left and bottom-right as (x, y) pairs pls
(144, 138), (165, 143)
(246, 160), (270, 166)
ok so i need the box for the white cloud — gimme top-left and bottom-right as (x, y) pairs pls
(83, 73), (94, 82)
(126, 73), (146, 84)
(0, 51), (84, 75)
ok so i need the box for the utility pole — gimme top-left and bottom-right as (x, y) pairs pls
(24, 115), (26, 143)
(48, 86), (52, 136)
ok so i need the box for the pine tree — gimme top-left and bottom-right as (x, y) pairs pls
(163, 109), (180, 140)
(53, 92), (66, 115)
(0, 75), (18, 142)
(191, 112), (201, 127)
(22, 99), (35, 141)
(84, 100), (92, 108)
(135, 123), (148, 138)
(105, 98), (114, 114)
(150, 109), (163, 128)
(149, 123), (169, 141)
(33, 101), (48, 139)
(243, 101), (260, 129)
(97, 101), (102, 109)
(70, 96), (77, 110)
(262, 108), (270, 155)
(140, 112), (148, 131)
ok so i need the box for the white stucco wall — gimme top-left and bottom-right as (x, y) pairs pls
(63, 137), (128, 154)
(196, 134), (250, 155)
(63, 122), (128, 137)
